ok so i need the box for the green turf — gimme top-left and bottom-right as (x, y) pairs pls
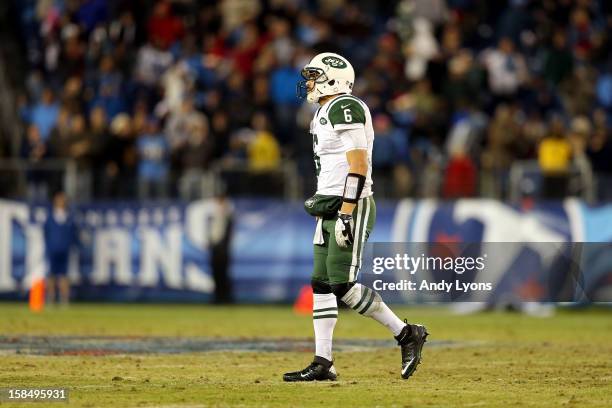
(1, 303), (611, 407)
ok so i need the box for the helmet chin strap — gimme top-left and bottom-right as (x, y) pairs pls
(307, 88), (323, 104)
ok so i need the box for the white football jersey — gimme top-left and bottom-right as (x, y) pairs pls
(310, 94), (374, 197)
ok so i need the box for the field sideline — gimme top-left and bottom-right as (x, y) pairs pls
(1, 303), (611, 407)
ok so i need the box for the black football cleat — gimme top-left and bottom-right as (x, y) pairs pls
(283, 356), (337, 382)
(395, 321), (428, 379)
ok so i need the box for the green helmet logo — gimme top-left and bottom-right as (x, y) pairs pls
(320, 117), (328, 125)
(322, 56), (347, 69)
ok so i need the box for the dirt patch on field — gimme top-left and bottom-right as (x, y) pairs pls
(0, 336), (467, 356)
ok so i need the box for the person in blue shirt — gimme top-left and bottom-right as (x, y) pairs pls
(269, 63), (301, 144)
(137, 118), (170, 199)
(29, 88), (60, 142)
(43, 191), (77, 305)
(372, 113), (411, 197)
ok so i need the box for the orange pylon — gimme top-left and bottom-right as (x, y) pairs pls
(29, 278), (45, 312)
(293, 285), (313, 315)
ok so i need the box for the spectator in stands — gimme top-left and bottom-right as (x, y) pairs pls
(269, 55), (301, 144)
(568, 115), (597, 196)
(66, 115), (90, 164)
(480, 37), (529, 102)
(267, 16), (294, 66)
(91, 55), (125, 119)
(225, 128), (250, 166)
(210, 110), (231, 161)
(404, 18), (439, 81)
(372, 113), (411, 198)
(567, 6), (596, 60)
(442, 51), (486, 110)
(176, 115), (212, 200)
(109, 11), (137, 49)
(89, 106), (111, 198)
(406, 0), (449, 26)
(132, 102), (150, 136)
(21, 124), (48, 201)
(235, 112), (283, 196)
(542, 30), (573, 86)
(7, 0), (612, 203)
(134, 39), (174, 90)
(233, 23), (268, 79)
(252, 74), (273, 115)
(58, 24), (86, 81)
(595, 71), (612, 111)
(165, 98), (208, 151)
(44, 190), (76, 306)
(445, 102), (488, 160)
(560, 65), (597, 116)
(247, 112), (280, 171)
(222, 0), (262, 32)
(538, 116), (572, 199)
(61, 76), (85, 116)
(28, 88), (60, 142)
(443, 146), (477, 199)
(496, 0), (533, 44)
(567, 115), (591, 154)
(75, 0), (109, 35)
(147, 0), (184, 49)
(64, 114), (94, 196)
(409, 79), (441, 143)
(224, 71), (252, 129)
(587, 123), (612, 201)
(137, 118), (169, 200)
(101, 113), (137, 198)
(160, 62), (193, 116)
(47, 107), (72, 161)
(480, 104), (521, 198)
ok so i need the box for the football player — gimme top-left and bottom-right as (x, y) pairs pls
(283, 53), (428, 382)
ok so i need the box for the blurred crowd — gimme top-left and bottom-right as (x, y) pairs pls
(5, 0), (612, 201)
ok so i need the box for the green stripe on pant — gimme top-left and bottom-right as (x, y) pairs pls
(352, 196), (370, 281)
(313, 314), (338, 319)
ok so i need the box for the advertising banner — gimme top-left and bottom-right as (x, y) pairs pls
(0, 198), (610, 303)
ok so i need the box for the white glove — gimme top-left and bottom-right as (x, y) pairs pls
(334, 213), (354, 248)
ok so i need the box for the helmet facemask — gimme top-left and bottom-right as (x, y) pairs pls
(296, 66), (328, 103)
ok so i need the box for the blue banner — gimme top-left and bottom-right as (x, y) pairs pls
(0, 198), (610, 303)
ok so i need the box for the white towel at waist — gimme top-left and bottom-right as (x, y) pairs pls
(313, 217), (325, 245)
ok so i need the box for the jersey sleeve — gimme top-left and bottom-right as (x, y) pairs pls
(328, 98), (366, 130)
(339, 128), (368, 151)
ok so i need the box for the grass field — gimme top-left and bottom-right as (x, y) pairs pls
(1, 303), (611, 407)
